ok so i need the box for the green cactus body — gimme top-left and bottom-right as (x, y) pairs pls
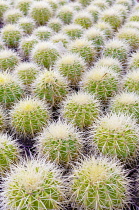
(93, 113), (139, 161)
(14, 62), (39, 86)
(15, 0), (32, 15)
(57, 6), (74, 24)
(74, 12), (93, 29)
(51, 33), (69, 48)
(129, 13), (139, 22)
(63, 24), (83, 40)
(86, 5), (101, 22)
(0, 133), (19, 174)
(18, 17), (35, 35)
(110, 92), (139, 120)
(78, 0), (92, 7)
(33, 26), (52, 41)
(10, 98), (50, 136)
(69, 38), (96, 64)
(1, 24), (22, 48)
(48, 18), (63, 33)
(43, 0), (58, 12)
(0, 71), (24, 107)
(0, 49), (20, 71)
(0, 1), (9, 21)
(128, 51), (139, 70)
(71, 156), (130, 210)
(55, 53), (86, 85)
(1, 159), (65, 209)
(29, 1), (52, 25)
(31, 41), (60, 69)
(0, 107), (6, 131)
(93, 0), (109, 10)
(95, 21), (114, 38)
(36, 121), (81, 166)
(3, 9), (23, 24)
(125, 21), (139, 31)
(103, 39), (129, 62)
(81, 67), (118, 101)
(62, 92), (100, 129)
(32, 69), (68, 106)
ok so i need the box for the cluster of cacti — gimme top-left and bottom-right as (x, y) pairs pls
(1, 0), (139, 209)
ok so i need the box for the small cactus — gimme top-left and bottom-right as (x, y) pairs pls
(86, 4), (101, 22)
(0, 133), (20, 175)
(63, 24), (83, 40)
(10, 97), (50, 137)
(57, 5), (74, 24)
(92, 113), (139, 162)
(70, 156), (130, 210)
(33, 26), (52, 41)
(129, 12), (139, 22)
(18, 17), (35, 35)
(115, 0), (132, 10)
(81, 67), (119, 101)
(51, 33), (69, 48)
(128, 51), (139, 70)
(78, 0), (92, 7)
(36, 120), (82, 166)
(3, 9), (23, 24)
(31, 41), (60, 69)
(95, 21), (114, 38)
(15, 0), (32, 15)
(73, 11), (93, 29)
(32, 69), (69, 106)
(93, 0), (109, 10)
(125, 21), (139, 31)
(0, 0), (9, 22)
(0, 107), (6, 131)
(1, 159), (65, 209)
(62, 91), (100, 129)
(48, 17), (63, 33)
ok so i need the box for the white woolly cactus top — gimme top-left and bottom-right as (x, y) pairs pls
(0, 71), (22, 87)
(14, 62), (40, 72)
(124, 69), (139, 82)
(57, 5), (73, 13)
(84, 27), (105, 38)
(55, 53), (86, 66)
(111, 92), (139, 105)
(73, 11), (93, 20)
(17, 16), (35, 24)
(0, 49), (19, 60)
(63, 23), (83, 32)
(68, 38), (93, 49)
(100, 8), (122, 17)
(105, 38), (130, 50)
(29, 0), (52, 10)
(31, 41), (58, 53)
(33, 26), (52, 34)
(3, 8), (23, 21)
(1, 23), (22, 33)
(129, 51), (139, 65)
(95, 57), (122, 68)
(0, 133), (17, 149)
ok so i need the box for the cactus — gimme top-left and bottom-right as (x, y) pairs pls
(3, 9), (23, 24)
(95, 21), (114, 38)
(93, 0), (109, 10)
(0, 133), (19, 175)
(70, 156), (130, 210)
(124, 21), (139, 31)
(29, 1), (52, 25)
(1, 159), (65, 209)
(66, 2), (82, 11)
(18, 17), (35, 35)
(110, 91), (139, 120)
(43, 0), (58, 12)
(92, 113), (139, 162)
(95, 57), (122, 73)
(32, 69), (69, 106)
(19, 36), (39, 58)
(31, 41), (60, 69)
(68, 38), (97, 65)
(86, 4), (101, 22)
(51, 33), (69, 48)
(81, 67), (119, 101)
(112, 5), (128, 19)
(1, 24), (23, 48)
(36, 120), (82, 166)
(129, 12), (139, 22)
(63, 24), (83, 40)
(78, 0), (92, 7)
(103, 38), (129, 63)
(0, 0), (9, 22)
(0, 38), (5, 50)
(55, 53), (86, 85)
(48, 17), (63, 33)
(0, 49), (20, 71)
(14, 62), (39, 86)
(115, 0), (132, 10)
(33, 26), (52, 41)
(15, 0), (32, 15)
(62, 91), (100, 129)
(0, 107), (6, 131)
(10, 97), (50, 137)
(117, 27), (139, 50)
(57, 6), (74, 24)
(73, 11), (93, 29)
(128, 51), (139, 70)
(0, 71), (24, 107)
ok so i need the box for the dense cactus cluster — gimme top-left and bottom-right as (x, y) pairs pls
(1, 0), (139, 209)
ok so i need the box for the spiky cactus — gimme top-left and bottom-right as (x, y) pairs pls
(55, 53), (86, 85)
(0, 49), (20, 71)
(128, 51), (139, 70)
(70, 156), (130, 210)
(81, 67), (119, 101)
(3, 9), (23, 24)
(1, 24), (23, 48)
(51, 33), (69, 48)
(73, 12), (93, 29)
(92, 113), (139, 161)
(48, 18), (63, 33)
(86, 4), (101, 22)
(0, 0), (9, 22)
(63, 24), (83, 40)
(95, 21), (114, 38)
(31, 41), (60, 69)
(0, 107), (6, 131)
(33, 26), (52, 41)
(112, 5), (128, 19)
(93, 0), (109, 10)
(18, 17), (35, 35)
(115, 0), (132, 10)
(62, 91), (100, 129)
(0, 133), (19, 175)
(15, 0), (32, 15)
(32, 69), (69, 106)
(78, 0), (92, 7)
(125, 21), (139, 31)
(10, 97), (50, 137)
(36, 120), (82, 166)
(1, 159), (65, 209)
(57, 5), (74, 24)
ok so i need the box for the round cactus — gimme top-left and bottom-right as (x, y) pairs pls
(129, 12), (139, 22)
(29, 1), (52, 25)
(103, 38), (129, 63)
(73, 11), (93, 29)
(95, 21), (114, 38)
(14, 62), (40, 86)
(3, 9), (23, 24)
(15, 0), (32, 15)
(57, 5), (74, 24)
(115, 0), (132, 10)
(43, 0), (58, 12)
(86, 4), (101, 22)
(70, 156), (130, 210)
(0, 49), (20, 71)
(92, 113), (139, 162)
(0, 71), (24, 107)
(0, 38), (5, 50)
(55, 53), (86, 85)
(95, 57), (122, 73)
(63, 24), (83, 40)
(51, 33), (69, 48)
(36, 120), (82, 166)
(68, 38), (97, 65)
(62, 91), (100, 129)
(33, 26), (52, 41)
(117, 27), (139, 50)
(111, 4), (128, 19)
(32, 69), (69, 106)
(81, 67), (119, 101)
(110, 91), (139, 119)
(1, 24), (23, 48)
(48, 17), (63, 33)
(0, 0), (9, 22)
(66, 2), (82, 11)
(93, 0), (109, 10)
(1, 159), (65, 209)
(124, 21), (139, 31)
(78, 0), (92, 7)
(122, 69), (139, 94)
(128, 51), (139, 70)
(10, 97), (50, 137)
(31, 41), (60, 69)
(18, 17), (35, 35)
(19, 35), (39, 58)
(0, 133), (20, 176)
(0, 107), (6, 131)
